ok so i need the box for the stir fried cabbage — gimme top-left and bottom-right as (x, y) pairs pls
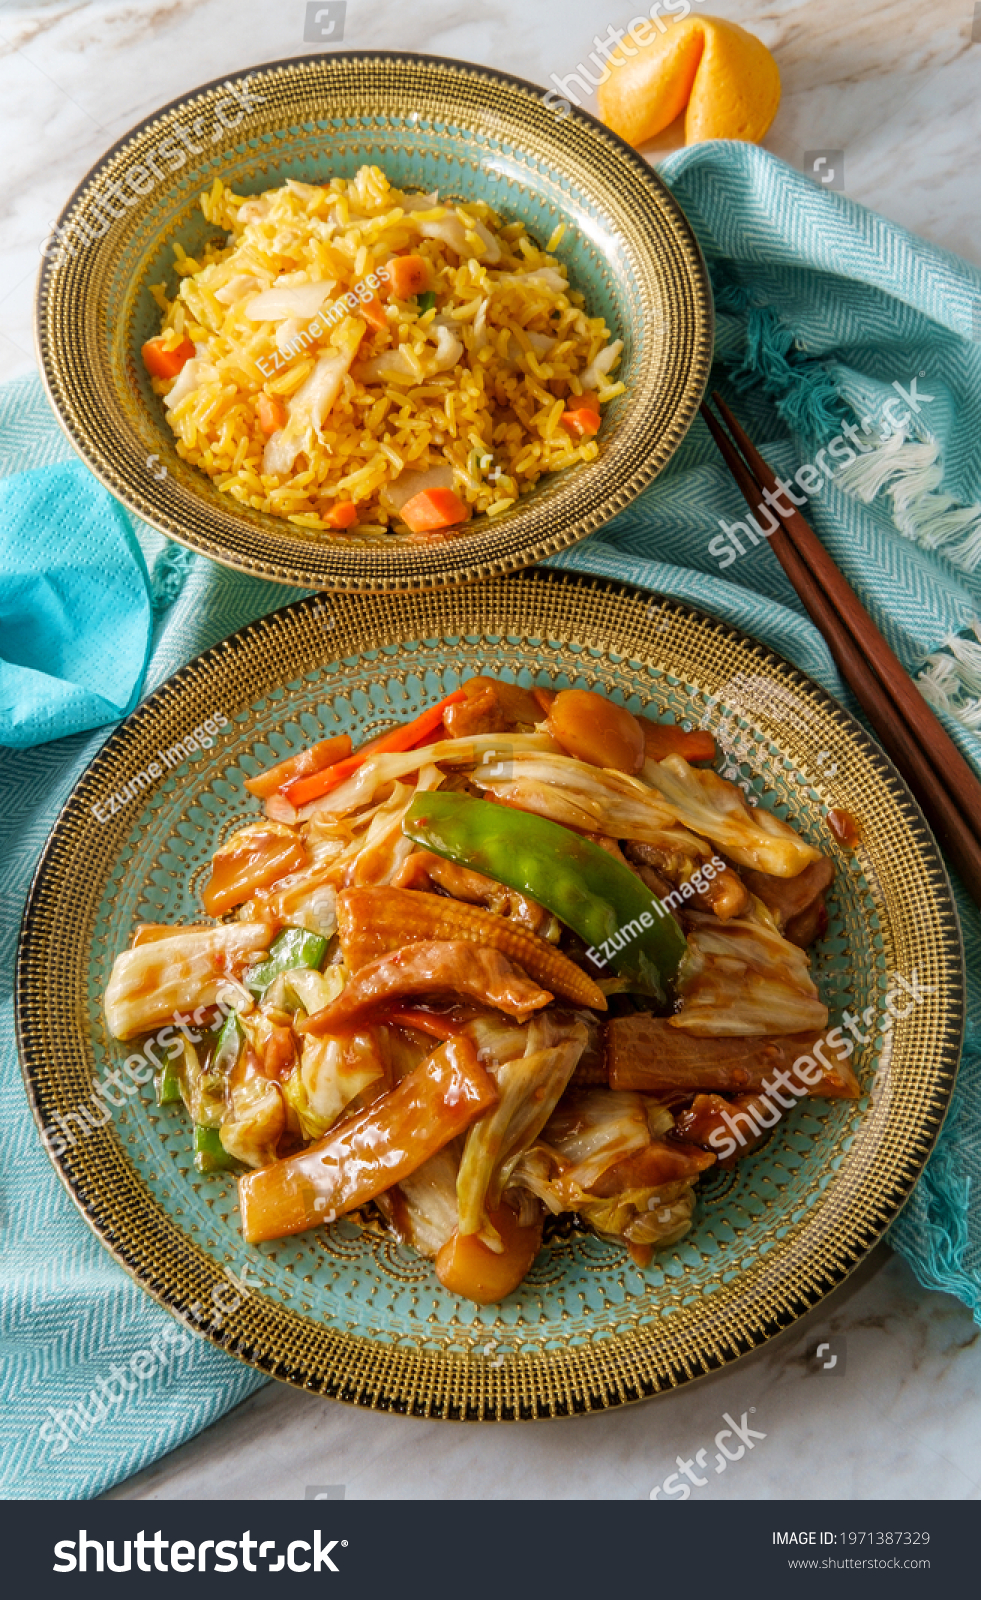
(456, 1014), (588, 1246)
(105, 923), (273, 1039)
(472, 749), (821, 878)
(100, 673), (845, 1304)
(673, 908), (829, 1036)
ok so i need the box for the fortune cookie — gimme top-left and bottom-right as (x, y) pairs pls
(598, 15), (781, 147)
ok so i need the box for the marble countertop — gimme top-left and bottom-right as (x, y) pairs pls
(1, 0), (978, 381)
(4, 0), (980, 1501)
(108, 1244), (981, 1501)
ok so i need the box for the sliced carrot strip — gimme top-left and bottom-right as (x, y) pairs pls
(400, 487), (469, 533)
(142, 335), (195, 380)
(283, 752), (362, 805)
(364, 691), (468, 756)
(244, 734), (353, 799)
(281, 689), (467, 807)
(372, 1007), (465, 1040)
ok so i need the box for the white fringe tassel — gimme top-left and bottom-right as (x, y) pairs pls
(834, 430), (981, 739)
(917, 622), (981, 734)
(836, 430), (981, 573)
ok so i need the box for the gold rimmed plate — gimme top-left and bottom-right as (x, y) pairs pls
(36, 52), (712, 594)
(16, 571), (962, 1416)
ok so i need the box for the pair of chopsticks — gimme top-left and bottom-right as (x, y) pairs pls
(701, 392), (981, 907)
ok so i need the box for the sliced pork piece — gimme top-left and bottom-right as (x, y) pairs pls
(740, 856), (835, 948)
(624, 838), (748, 921)
(607, 1014), (860, 1099)
(442, 676), (542, 739)
(673, 1092), (775, 1162)
(334, 885), (603, 1008)
(298, 941), (552, 1034)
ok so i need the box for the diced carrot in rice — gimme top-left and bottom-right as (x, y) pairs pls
(562, 405), (602, 439)
(399, 487), (469, 532)
(257, 393), (287, 433)
(385, 255), (432, 299)
(142, 335), (195, 379)
(324, 500), (359, 529)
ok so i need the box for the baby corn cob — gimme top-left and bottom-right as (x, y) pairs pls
(337, 886), (607, 1010)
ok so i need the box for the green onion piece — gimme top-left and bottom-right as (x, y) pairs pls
(193, 1124), (239, 1174)
(155, 1057), (183, 1106)
(212, 1008), (244, 1076)
(416, 289), (436, 314)
(244, 926), (328, 998)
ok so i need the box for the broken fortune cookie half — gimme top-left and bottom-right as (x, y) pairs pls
(598, 14), (781, 148)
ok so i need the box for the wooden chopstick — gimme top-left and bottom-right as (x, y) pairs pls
(700, 397), (981, 904)
(712, 392), (981, 828)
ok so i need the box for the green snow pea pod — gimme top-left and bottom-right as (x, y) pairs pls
(403, 791), (687, 1005)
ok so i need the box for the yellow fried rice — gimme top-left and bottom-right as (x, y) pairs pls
(147, 165), (625, 538)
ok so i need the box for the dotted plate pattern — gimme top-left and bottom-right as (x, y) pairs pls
(35, 52), (713, 593)
(16, 572), (964, 1418)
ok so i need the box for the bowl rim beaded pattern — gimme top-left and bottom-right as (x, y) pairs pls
(15, 571), (964, 1419)
(35, 51), (713, 594)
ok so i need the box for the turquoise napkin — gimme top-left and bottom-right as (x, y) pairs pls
(3, 143), (981, 1501)
(0, 461), (153, 747)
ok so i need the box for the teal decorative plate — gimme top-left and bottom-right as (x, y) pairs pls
(35, 52), (712, 594)
(16, 572), (963, 1416)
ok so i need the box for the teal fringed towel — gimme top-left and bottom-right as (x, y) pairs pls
(2, 142), (981, 1499)
(555, 141), (981, 1328)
